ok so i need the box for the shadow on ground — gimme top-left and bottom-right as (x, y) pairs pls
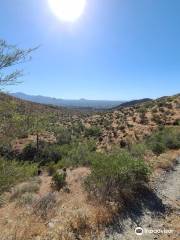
(106, 186), (167, 234)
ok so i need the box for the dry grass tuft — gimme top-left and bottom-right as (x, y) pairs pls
(10, 182), (40, 201)
(0, 214), (46, 240)
(33, 192), (57, 219)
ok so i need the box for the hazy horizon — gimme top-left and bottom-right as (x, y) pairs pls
(10, 91), (156, 102)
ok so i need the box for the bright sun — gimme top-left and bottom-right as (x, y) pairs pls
(48, 0), (86, 22)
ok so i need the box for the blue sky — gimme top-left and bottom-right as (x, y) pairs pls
(1, 0), (180, 100)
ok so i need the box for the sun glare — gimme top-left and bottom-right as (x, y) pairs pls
(48, 0), (86, 22)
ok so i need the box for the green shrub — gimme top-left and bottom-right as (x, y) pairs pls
(138, 107), (147, 114)
(64, 142), (95, 167)
(146, 127), (180, 155)
(52, 172), (66, 191)
(163, 129), (180, 149)
(20, 143), (63, 165)
(85, 150), (150, 204)
(149, 142), (166, 155)
(173, 119), (180, 126)
(47, 162), (57, 176)
(157, 100), (165, 108)
(56, 128), (72, 145)
(84, 127), (101, 138)
(38, 144), (62, 165)
(20, 144), (37, 161)
(0, 159), (38, 195)
(130, 143), (147, 158)
(0, 143), (13, 159)
(72, 122), (85, 136)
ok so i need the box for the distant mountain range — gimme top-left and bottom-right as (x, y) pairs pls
(10, 92), (125, 109)
(114, 98), (152, 108)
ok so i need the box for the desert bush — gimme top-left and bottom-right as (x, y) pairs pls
(138, 107), (147, 114)
(30, 176), (42, 185)
(72, 121), (85, 136)
(52, 172), (66, 191)
(16, 192), (35, 206)
(0, 195), (5, 207)
(38, 144), (62, 165)
(10, 182), (40, 200)
(139, 112), (149, 124)
(144, 102), (154, 109)
(130, 143), (147, 158)
(0, 143), (14, 159)
(33, 192), (56, 219)
(163, 128), (180, 149)
(152, 107), (158, 113)
(157, 100), (166, 108)
(165, 102), (173, 108)
(152, 114), (163, 124)
(47, 162), (57, 176)
(85, 150), (150, 204)
(56, 127), (72, 145)
(69, 210), (89, 236)
(20, 144), (37, 161)
(146, 127), (180, 155)
(173, 119), (180, 126)
(65, 142), (95, 167)
(149, 141), (166, 155)
(0, 159), (38, 195)
(20, 142), (63, 165)
(84, 126), (101, 138)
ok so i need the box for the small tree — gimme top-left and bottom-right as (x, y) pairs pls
(0, 39), (36, 88)
(30, 114), (47, 155)
(0, 39), (37, 143)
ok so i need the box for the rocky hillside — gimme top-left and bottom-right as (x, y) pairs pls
(82, 94), (180, 150)
(0, 92), (179, 152)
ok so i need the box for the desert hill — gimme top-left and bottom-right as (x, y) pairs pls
(0, 92), (180, 240)
(83, 94), (180, 150)
(0, 92), (179, 152)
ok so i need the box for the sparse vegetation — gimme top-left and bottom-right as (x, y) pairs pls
(0, 90), (179, 240)
(84, 126), (102, 138)
(33, 192), (57, 219)
(16, 192), (36, 206)
(10, 182), (40, 201)
(85, 150), (150, 205)
(0, 159), (38, 195)
(146, 127), (180, 155)
(129, 143), (147, 158)
(52, 172), (67, 191)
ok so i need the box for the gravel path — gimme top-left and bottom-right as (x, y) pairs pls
(155, 157), (180, 207)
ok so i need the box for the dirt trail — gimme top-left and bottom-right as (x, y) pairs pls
(105, 156), (180, 240)
(39, 174), (52, 197)
(155, 157), (180, 208)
